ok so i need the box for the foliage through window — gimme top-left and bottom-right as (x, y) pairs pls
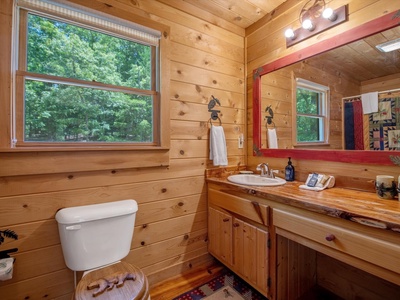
(295, 79), (329, 144)
(14, 1), (161, 147)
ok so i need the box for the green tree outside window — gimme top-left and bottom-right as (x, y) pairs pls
(295, 79), (329, 144)
(24, 14), (154, 143)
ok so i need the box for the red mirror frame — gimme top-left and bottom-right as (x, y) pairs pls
(253, 10), (400, 165)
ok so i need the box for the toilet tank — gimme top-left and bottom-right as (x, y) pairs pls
(55, 200), (138, 271)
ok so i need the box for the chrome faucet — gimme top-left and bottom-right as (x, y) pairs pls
(256, 163), (275, 178)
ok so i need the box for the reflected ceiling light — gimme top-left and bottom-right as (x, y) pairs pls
(284, 1), (348, 48)
(376, 38), (400, 52)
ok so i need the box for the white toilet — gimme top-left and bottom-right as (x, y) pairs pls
(55, 200), (150, 300)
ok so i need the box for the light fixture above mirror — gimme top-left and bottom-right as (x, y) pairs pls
(285, 0), (348, 47)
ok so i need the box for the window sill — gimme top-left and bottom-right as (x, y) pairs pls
(0, 145), (170, 152)
(0, 146), (170, 177)
(293, 143), (331, 148)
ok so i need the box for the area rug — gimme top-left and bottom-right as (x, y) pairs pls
(172, 271), (267, 300)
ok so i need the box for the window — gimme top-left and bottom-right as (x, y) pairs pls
(13, 0), (165, 148)
(295, 78), (329, 145)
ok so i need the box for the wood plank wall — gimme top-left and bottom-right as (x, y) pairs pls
(247, 0), (400, 191)
(361, 73), (400, 93)
(0, 0), (245, 299)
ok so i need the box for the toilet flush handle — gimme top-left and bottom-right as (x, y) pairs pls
(66, 225), (81, 231)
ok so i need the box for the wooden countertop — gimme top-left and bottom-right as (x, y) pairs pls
(207, 176), (400, 234)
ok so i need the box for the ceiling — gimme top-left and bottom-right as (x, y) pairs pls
(156, 0), (400, 83)
(156, 0), (287, 29)
(304, 26), (400, 83)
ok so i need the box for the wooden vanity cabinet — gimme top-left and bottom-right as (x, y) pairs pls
(208, 187), (270, 297)
(273, 207), (400, 287)
(207, 182), (400, 300)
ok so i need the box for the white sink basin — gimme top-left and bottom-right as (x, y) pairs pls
(227, 174), (286, 186)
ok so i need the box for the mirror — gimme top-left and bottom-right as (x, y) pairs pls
(253, 11), (400, 165)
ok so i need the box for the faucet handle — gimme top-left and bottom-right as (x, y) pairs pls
(256, 163), (268, 169)
(256, 163), (268, 176)
(268, 168), (276, 178)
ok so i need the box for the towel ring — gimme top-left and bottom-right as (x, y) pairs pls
(208, 96), (222, 126)
(209, 117), (222, 126)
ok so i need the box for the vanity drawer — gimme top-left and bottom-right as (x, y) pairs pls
(208, 188), (269, 226)
(273, 208), (400, 275)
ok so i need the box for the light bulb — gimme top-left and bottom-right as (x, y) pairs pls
(285, 28), (295, 39)
(322, 8), (337, 21)
(302, 19), (314, 31)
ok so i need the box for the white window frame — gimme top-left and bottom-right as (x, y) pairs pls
(294, 78), (330, 146)
(11, 0), (169, 150)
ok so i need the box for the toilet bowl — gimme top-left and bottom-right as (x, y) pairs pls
(55, 200), (150, 300)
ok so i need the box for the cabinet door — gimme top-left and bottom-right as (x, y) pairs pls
(208, 207), (233, 265)
(233, 218), (269, 295)
(256, 226), (269, 293)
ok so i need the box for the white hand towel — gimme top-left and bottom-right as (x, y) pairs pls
(209, 125), (228, 166)
(267, 128), (278, 149)
(361, 92), (378, 114)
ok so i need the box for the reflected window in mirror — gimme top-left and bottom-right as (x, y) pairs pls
(295, 78), (329, 146)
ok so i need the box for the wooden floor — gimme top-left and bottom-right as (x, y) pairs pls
(150, 262), (226, 300)
(149, 261), (342, 300)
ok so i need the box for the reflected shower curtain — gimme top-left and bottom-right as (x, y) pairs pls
(344, 98), (364, 150)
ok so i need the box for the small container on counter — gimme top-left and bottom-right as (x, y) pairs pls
(285, 157), (295, 181)
(376, 175), (396, 200)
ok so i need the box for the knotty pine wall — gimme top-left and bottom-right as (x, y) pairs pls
(247, 0), (400, 190)
(361, 73), (400, 93)
(0, 0), (245, 299)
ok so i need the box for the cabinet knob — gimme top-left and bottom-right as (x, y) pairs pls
(223, 218), (230, 222)
(233, 223), (240, 227)
(325, 234), (335, 242)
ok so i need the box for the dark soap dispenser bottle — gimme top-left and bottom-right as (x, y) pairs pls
(285, 157), (295, 181)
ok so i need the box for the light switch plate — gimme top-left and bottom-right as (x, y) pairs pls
(238, 134), (244, 148)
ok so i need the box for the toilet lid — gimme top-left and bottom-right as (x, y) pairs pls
(74, 261), (149, 300)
